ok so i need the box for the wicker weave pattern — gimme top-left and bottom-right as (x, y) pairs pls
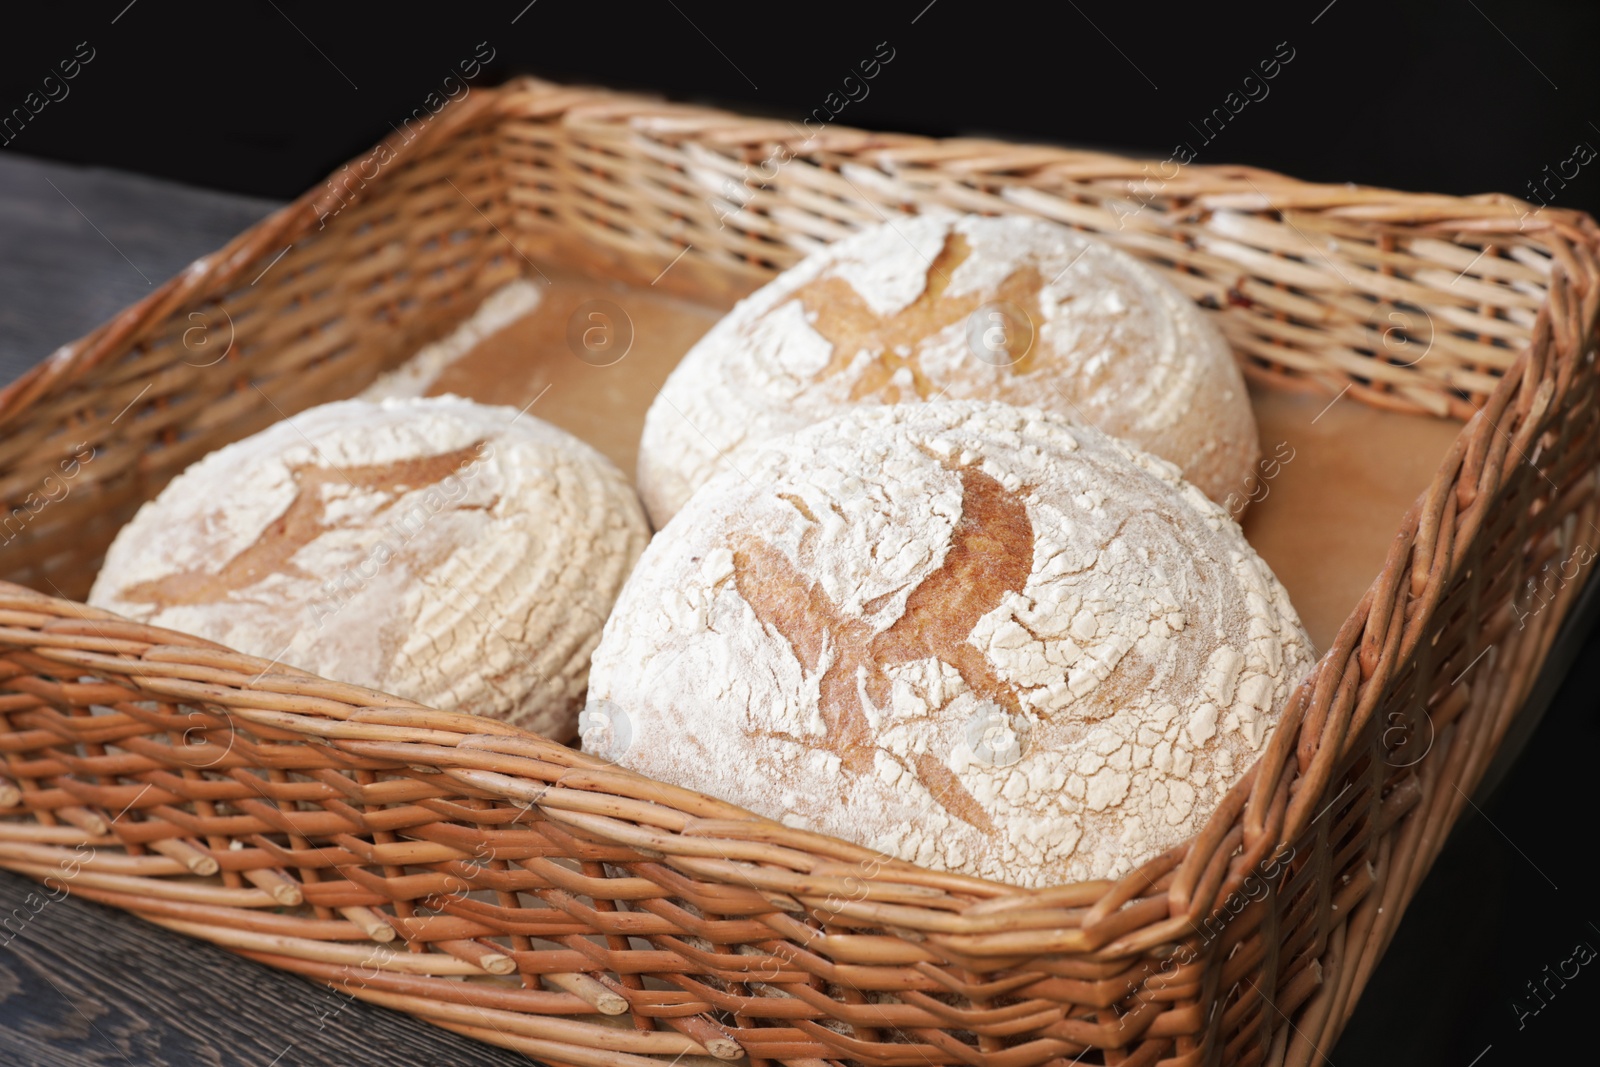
(2, 78), (1598, 1066)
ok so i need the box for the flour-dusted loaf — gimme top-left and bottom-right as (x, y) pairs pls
(89, 396), (649, 740)
(637, 213), (1258, 525)
(588, 400), (1314, 885)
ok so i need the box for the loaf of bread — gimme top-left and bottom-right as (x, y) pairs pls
(637, 213), (1257, 526)
(89, 396), (648, 740)
(587, 400), (1313, 885)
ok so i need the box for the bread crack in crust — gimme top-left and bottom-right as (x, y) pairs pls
(732, 465), (1030, 832)
(120, 442), (488, 607)
(797, 232), (1048, 400)
(590, 400), (1312, 886)
(639, 213), (1258, 527)
(91, 396), (648, 740)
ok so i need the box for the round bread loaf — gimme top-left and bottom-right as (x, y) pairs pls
(89, 396), (649, 740)
(587, 400), (1313, 885)
(637, 213), (1257, 526)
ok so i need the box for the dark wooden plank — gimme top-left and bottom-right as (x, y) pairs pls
(0, 870), (529, 1066)
(0, 151), (279, 383)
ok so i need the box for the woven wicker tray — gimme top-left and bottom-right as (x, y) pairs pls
(1, 77), (1597, 1067)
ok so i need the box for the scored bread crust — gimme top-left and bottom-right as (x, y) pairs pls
(637, 213), (1259, 526)
(590, 400), (1313, 886)
(89, 396), (649, 740)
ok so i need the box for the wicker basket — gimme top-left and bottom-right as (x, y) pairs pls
(2, 77), (1597, 1067)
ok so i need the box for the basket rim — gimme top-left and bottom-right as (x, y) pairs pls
(3, 74), (1595, 425)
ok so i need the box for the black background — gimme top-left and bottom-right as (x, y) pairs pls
(2, 1), (1598, 1064)
(1, 0), (1596, 214)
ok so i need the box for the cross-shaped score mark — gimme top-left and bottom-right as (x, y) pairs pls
(122, 441), (489, 607)
(794, 232), (1045, 401)
(731, 464), (1034, 832)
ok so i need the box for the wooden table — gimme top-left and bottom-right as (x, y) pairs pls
(2, 150), (1596, 1066)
